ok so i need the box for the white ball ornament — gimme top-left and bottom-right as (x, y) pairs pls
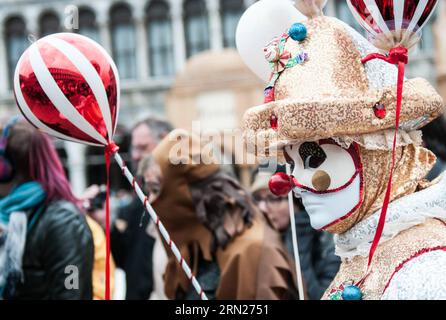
(236, 0), (306, 82)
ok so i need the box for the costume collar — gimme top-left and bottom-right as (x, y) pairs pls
(334, 173), (446, 260)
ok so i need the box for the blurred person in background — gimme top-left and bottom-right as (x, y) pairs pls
(81, 185), (118, 300)
(143, 129), (298, 300)
(422, 116), (446, 181)
(110, 117), (173, 300)
(137, 157), (168, 300)
(251, 168), (341, 300)
(0, 118), (93, 299)
(82, 185), (108, 228)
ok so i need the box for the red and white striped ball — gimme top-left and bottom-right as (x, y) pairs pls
(14, 33), (120, 146)
(347, 0), (438, 47)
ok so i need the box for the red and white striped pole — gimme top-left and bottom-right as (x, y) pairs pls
(13, 32), (208, 300)
(114, 152), (208, 300)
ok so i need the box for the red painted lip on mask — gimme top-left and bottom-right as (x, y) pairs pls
(292, 169), (361, 194)
(318, 144), (364, 231)
(291, 140), (363, 195)
(289, 142), (365, 231)
(290, 142), (364, 231)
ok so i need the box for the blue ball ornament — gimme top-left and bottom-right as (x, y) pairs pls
(288, 23), (307, 41)
(341, 285), (363, 300)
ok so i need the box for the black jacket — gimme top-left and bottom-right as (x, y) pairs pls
(12, 200), (94, 300)
(110, 197), (154, 300)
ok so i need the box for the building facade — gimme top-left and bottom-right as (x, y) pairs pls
(0, 0), (254, 194)
(0, 0), (440, 194)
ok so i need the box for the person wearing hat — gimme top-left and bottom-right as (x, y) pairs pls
(251, 169), (340, 300)
(251, 170), (292, 232)
(243, 1), (446, 300)
(143, 129), (298, 300)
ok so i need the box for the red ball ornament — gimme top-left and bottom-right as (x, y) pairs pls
(373, 102), (386, 119)
(264, 86), (275, 103)
(270, 114), (278, 130)
(269, 172), (293, 196)
(14, 33), (119, 146)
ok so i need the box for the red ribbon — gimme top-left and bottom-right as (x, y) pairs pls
(104, 142), (119, 300)
(361, 47), (408, 65)
(356, 47), (408, 287)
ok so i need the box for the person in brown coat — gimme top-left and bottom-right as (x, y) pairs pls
(141, 129), (298, 300)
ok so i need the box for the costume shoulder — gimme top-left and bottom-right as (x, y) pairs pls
(378, 218), (446, 300)
(382, 248), (446, 300)
(216, 214), (298, 300)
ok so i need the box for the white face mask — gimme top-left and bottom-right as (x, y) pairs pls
(285, 140), (363, 230)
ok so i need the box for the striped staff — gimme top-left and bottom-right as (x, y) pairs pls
(14, 32), (207, 300)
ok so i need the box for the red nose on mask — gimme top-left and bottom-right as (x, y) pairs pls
(268, 172), (294, 196)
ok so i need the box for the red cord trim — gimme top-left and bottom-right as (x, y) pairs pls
(434, 218), (446, 227)
(319, 143), (364, 231)
(382, 246), (446, 294)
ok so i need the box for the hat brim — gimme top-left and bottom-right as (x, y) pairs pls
(244, 78), (444, 158)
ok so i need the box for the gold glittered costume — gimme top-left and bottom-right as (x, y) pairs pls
(242, 1), (446, 300)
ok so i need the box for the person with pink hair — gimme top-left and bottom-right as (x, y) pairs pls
(0, 118), (94, 299)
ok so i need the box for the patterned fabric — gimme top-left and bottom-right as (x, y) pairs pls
(382, 250), (446, 300)
(325, 144), (436, 234)
(324, 219), (446, 300)
(333, 130), (423, 151)
(335, 174), (446, 258)
(242, 16), (444, 160)
(322, 175), (446, 299)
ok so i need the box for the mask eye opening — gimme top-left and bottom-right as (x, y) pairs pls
(299, 142), (326, 169)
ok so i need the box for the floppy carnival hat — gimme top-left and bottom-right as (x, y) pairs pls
(243, 1), (444, 160)
(241, 0), (444, 300)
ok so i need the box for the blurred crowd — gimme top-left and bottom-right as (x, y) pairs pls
(0, 114), (444, 300)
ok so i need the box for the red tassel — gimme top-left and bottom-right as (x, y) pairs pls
(357, 47), (408, 286)
(103, 142), (119, 300)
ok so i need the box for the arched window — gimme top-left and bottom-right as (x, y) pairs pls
(221, 0), (244, 48)
(5, 16), (28, 89)
(110, 3), (137, 79)
(184, 0), (210, 58)
(146, 0), (175, 77)
(39, 11), (61, 37)
(78, 7), (100, 42)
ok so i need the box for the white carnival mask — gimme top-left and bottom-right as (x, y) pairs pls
(284, 139), (363, 230)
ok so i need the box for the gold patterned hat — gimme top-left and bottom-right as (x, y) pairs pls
(243, 7), (444, 159)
